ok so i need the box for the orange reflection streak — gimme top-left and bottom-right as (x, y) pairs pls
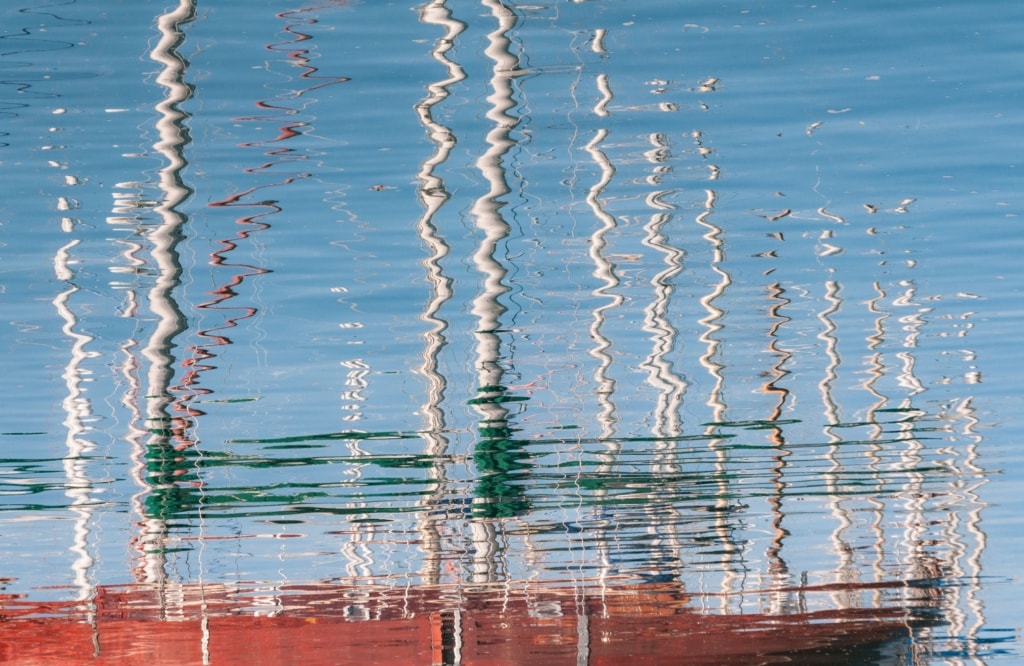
(171, 4), (349, 424)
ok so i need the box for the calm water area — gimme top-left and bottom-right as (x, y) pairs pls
(1, 0), (1023, 663)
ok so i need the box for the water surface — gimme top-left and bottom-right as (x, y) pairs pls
(1, 0), (1022, 663)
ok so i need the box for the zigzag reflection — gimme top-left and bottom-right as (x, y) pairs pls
(413, 0), (464, 586)
(131, 0), (196, 587)
(179, 4), (351, 424)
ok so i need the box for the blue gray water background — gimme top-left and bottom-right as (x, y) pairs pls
(1, 0), (1022, 661)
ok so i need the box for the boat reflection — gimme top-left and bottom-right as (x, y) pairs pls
(1, 578), (938, 665)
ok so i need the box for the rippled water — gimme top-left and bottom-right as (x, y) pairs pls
(2, 0), (1023, 663)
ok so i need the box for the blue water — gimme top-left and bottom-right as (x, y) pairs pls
(1, 0), (1022, 662)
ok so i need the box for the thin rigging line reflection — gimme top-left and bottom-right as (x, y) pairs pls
(762, 282), (794, 608)
(190, 3), (350, 415)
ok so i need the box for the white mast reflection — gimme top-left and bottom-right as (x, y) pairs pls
(464, 0), (527, 585)
(53, 239), (99, 646)
(637, 131), (686, 581)
(580, 15), (618, 448)
(134, 0), (197, 591)
(694, 175), (742, 607)
(638, 132), (686, 443)
(143, 0), (194, 428)
(947, 395), (987, 665)
(414, 0), (465, 586)
(582, 124), (621, 597)
(819, 279), (867, 611)
(583, 129), (621, 443)
(811, 256), (990, 650)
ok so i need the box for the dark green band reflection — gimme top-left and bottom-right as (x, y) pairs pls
(472, 385), (531, 519)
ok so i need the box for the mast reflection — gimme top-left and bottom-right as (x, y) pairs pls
(469, 0), (530, 532)
(143, 0), (195, 446)
(414, 0), (464, 586)
(53, 239), (99, 642)
(134, 0), (197, 584)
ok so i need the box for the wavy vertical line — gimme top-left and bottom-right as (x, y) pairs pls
(639, 210), (685, 440)
(638, 132), (686, 443)
(693, 185), (741, 604)
(956, 397), (988, 663)
(817, 280), (842, 431)
(890, 282), (931, 610)
(862, 281), (889, 440)
(583, 128), (620, 439)
(858, 282), (891, 596)
(762, 282), (794, 604)
(761, 283), (792, 422)
(52, 239), (98, 631)
(583, 122), (623, 601)
(695, 188), (728, 428)
(816, 279), (866, 609)
(470, 0), (518, 417)
(467, 0), (526, 577)
(142, 0), (195, 453)
(414, 0), (465, 586)
(267, 3), (352, 95)
(415, 0), (464, 436)
(135, 0), (196, 590)
(635, 132), (686, 583)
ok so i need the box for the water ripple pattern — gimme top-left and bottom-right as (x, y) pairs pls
(0, 1), (1022, 663)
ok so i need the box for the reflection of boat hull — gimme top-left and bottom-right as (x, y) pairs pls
(2, 581), (935, 665)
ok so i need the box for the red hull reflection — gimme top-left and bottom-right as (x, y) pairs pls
(1, 580), (933, 665)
